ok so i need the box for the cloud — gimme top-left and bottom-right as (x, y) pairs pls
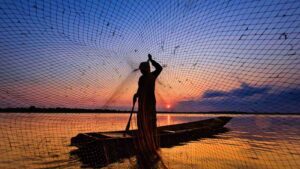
(202, 83), (271, 98)
(202, 90), (227, 98)
(176, 84), (300, 113)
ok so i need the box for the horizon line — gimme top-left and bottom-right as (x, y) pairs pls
(0, 107), (299, 115)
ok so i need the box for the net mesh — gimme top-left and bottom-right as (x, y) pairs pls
(0, 0), (299, 169)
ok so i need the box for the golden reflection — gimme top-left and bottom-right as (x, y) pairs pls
(167, 115), (171, 125)
(161, 137), (300, 169)
(0, 114), (299, 169)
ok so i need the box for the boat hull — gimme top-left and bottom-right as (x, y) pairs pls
(70, 116), (232, 168)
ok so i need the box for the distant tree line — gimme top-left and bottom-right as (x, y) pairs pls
(0, 106), (128, 113)
(0, 106), (299, 114)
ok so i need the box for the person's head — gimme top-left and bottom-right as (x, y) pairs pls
(139, 62), (150, 74)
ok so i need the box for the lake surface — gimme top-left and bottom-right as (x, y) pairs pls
(0, 113), (299, 169)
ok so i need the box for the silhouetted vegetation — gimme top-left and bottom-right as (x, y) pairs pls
(0, 106), (298, 114)
(0, 106), (125, 113)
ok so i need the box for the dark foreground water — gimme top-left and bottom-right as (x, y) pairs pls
(0, 113), (299, 169)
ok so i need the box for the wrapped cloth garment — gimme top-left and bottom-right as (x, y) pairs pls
(134, 60), (164, 169)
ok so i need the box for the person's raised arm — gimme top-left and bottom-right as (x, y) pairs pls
(148, 54), (162, 78)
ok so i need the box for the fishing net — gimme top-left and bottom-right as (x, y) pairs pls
(0, 0), (299, 169)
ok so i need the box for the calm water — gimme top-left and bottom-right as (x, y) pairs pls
(0, 113), (299, 169)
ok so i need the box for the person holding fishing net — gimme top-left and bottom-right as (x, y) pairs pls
(127, 54), (165, 168)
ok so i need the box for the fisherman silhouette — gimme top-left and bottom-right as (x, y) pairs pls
(133, 54), (165, 169)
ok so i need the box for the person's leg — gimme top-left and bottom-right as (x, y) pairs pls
(152, 108), (159, 149)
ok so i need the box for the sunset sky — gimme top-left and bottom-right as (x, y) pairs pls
(0, 0), (299, 112)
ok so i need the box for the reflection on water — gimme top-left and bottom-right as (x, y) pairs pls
(0, 113), (299, 169)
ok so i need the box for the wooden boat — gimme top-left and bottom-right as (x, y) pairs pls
(71, 116), (231, 147)
(70, 116), (232, 168)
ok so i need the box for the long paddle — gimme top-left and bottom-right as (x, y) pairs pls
(124, 55), (150, 136)
(124, 100), (136, 136)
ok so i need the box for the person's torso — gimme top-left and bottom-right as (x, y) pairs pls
(140, 73), (156, 101)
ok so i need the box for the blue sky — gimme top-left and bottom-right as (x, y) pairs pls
(0, 0), (299, 112)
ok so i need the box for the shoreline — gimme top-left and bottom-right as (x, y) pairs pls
(0, 107), (299, 115)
